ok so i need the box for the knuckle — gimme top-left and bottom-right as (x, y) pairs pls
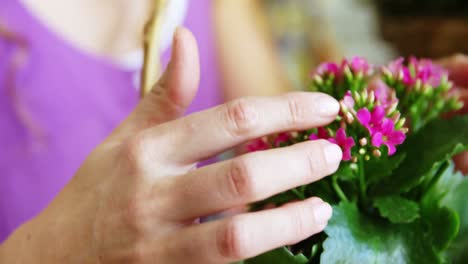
(125, 243), (147, 264)
(286, 94), (305, 126)
(216, 218), (248, 259)
(226, 158), (255, 199)
(123, 199), (148, 235)
(287, 206), (307, 243)
(121, 133), (150, 172)
(224, 98), (259, 137)
(305, 140), (329, 178)
(283, 203), (313, 244)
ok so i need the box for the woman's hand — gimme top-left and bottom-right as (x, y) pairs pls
(439, 54), (468, 174)
(0, 28), (342, 264)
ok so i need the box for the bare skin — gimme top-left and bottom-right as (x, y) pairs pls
(20, 0), (153, 60)
(0, 28), (343, 263)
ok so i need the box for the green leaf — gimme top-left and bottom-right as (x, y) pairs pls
(427, 207), (459, 252)
(439, 171), (468, 263)
(321, 202), (440, 264)
(371, 116), (468, 196)
(374, 195), (420, 224)
(243, 247), (308, 264)
(420, 164), (467, 261)
(366, 151), (406, 185)
(335, 164), (356, 181)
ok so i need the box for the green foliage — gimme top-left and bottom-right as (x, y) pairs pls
(241, 247), (308, 264)
(374, 195), (420, 223)
(321, 202), (439, 264)
(371, 116), (468, 196)
(423, 166), (468, 263)
(243, 57), (468, 263)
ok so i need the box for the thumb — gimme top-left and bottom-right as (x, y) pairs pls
(112, 27), (200, 141)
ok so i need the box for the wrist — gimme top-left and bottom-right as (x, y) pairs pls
(0, 218), (40, 263)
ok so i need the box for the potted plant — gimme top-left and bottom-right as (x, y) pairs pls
(236, 57), (468, 263)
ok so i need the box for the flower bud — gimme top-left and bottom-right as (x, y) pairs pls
(353, 91), (362, 105)
(372, 149), (382, 158)
(313, 74), (324, 85)
(359, 148), (366, 155)
(344, 65), (353, 81)
(391, 112), (401, 123)
(382, 67), (392, 79)
(414, 79), (422, 92)
(340, 101), (349, 112)
(365, 155), (370, 161)
(422, 84), (433, 96)
(396, 118), (406, 129)
(359, 138), (368, 146)
(362, 89), (368, 102)
(368, 90), (375, 104)
(387, 101), (399, 115)
(344, 112), (355, 124)
(398, 69), (405, 81)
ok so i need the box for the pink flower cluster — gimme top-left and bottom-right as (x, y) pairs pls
(309, 128), (355, 161)
(356, 107), (405, 155)
(314, 56), (373, 77)
(383, 57), (448, 87)
(310, 91), (406, 161)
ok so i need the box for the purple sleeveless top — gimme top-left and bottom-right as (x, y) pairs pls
(0, 0), (220, 242)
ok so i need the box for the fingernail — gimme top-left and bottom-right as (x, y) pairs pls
(317, 95), (340, 116)
(324, 143), (343, 167)
(314, 201), (333, 225)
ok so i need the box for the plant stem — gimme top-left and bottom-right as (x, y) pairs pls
(332, 175), (349, 202)
(422, 161), (450, 197)
(291, 188), (305, 200)
(358, 157), (368, 204)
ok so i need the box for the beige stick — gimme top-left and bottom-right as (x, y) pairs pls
(140, 0), (168, 98)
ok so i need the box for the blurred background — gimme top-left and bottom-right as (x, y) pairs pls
(260, 0), (468, 89)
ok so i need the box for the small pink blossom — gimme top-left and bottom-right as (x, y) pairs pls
(247, 138), (270, 152)
(409, 57), (447, 87)
(328, 128), (355, 161)
(346, 56), (371, 74)
(371, 119), (406, 155)
(369, 80), (397, 108)
(356, 106), (386, 135)
(385, 57), (448, 87)
(315, 62), (340, 76)
(309, 127), (330, 140)
(343, 91), (355, 109)
(387, 57), (404, 75)
(275, 133), (291, 147)
(385, 57), (413, 85)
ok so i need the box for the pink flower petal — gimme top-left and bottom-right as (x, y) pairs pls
(388, 131), (406, 145)
(357, 109), (371, 125)
(343, 91), (355, 109)
(371, 106), (386, 124)
(371, 132), (384, 147)
(335, 128), (347, 142)
(317, 127), (330, 139)
(386, 144), (397, 156)
(380, 119), (395, 134)
(343, 149), (352, 161)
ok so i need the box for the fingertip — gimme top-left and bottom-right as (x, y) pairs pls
(158, 26), (199, 110)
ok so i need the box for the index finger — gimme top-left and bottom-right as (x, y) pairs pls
(146, 92), (339, 165)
